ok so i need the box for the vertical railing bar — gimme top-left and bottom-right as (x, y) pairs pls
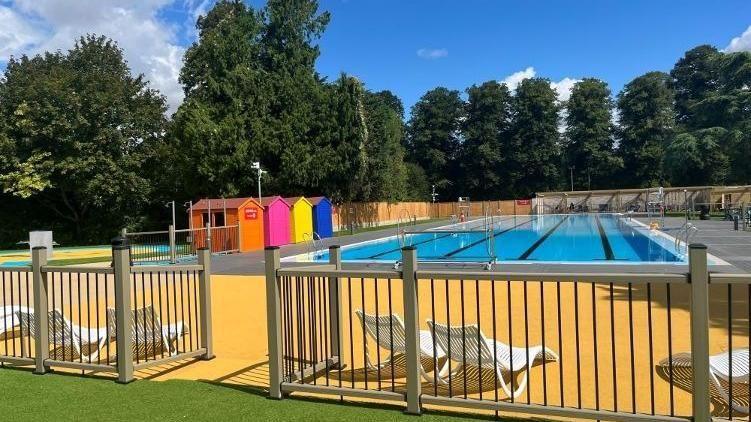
(347, 277), (354, 389)
(447, 278), (453, 397)
(26, 272), (33, 359)
(388, 277), (395, 393)
(728, 284), (733, 420)
(172, 270), (179, 355)
(507, 278), (514, 403)
(323, 277), (330, 387)
(192, 270), (198, 354)
(430, 277), (437, 396)
(667, 283), (674, 416)
(492, 278), (499, 419)
(297, 277), (304, 384)
(133, 272), (140, 364)
(647, 283), (655, 415)
(574, 281), (582, 409)
(141, 272), (149, 363)
(374, 277), (381, 391)
(103, 273), (110, 365)
(540, 279), (548, 406)
(86, 273), (91, 364)
(159, 272), (167, 358)
(149, 272), (158, 361)
(69, 272), (74, 362)
(523, 279), (530, 404)
(3, 272), (9, 357)
(165, 271), (172, 358)
(592, 282), (599, 411)
(476, 278), (482, 401)
(309, 276), (316, 386)
(52, 272), (58, 361)
(610, 282), (617, 412)
(628, 282), (636, 414)
(360, 277), (367, 390)
(460, 276), (467, 399)
(185, 270), (193, 352)
(180, 270), (187, 353)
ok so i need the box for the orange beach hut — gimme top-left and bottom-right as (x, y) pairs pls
(191, 197), (265, 252)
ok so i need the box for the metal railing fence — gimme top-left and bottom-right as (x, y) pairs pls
(265, 244), (751, 421)
(0, 245), (213, 381)
(126, 224), (239, 264)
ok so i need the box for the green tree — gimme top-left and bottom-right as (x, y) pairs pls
(509, 78), (561, 195)
(460, 81), (512, 199)
(670, 45), (722, 128)
(0, 35), (166, 241)
(616, 72), (674, 187)
(664, 129), (729, 186)
(362, 90), (408, 201)
(564, 78), (622, 190)
(405, 87), (465, 196)
(404, 163), (431, 201)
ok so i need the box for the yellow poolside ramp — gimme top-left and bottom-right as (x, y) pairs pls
(285, 196), (314, 243)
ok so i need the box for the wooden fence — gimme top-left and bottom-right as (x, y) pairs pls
(332, 200), (532, 232)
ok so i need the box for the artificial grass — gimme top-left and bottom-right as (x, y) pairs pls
(0, 368), (523, 422)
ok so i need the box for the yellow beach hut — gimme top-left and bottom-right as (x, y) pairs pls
(284, 197), (314, 243)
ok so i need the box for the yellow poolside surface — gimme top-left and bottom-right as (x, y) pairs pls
(0, 247), (111, 265)
(140, 276), (748, 419)
(1, 274), (748, 420)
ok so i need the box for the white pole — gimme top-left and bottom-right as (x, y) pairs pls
(171, 200), (176, 230)
(257, 168), (262, 204)
(223, 198), (227, 227)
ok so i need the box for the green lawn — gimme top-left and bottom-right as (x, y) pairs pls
(0, 368), (522, 421)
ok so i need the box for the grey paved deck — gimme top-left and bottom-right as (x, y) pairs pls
(211, 215), (751, 276)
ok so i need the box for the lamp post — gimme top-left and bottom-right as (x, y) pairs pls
(165, 201), (176, 229)
(569, 166), (575, 192)
(184, 201), (193, 231)
(251, 162), (265, 204)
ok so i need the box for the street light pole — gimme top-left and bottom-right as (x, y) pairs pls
(569, 166), (574, 192)
(252, 162), (264, 204)
(165, 201), (176, 229)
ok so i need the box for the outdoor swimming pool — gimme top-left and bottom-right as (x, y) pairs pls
(304, 214), (692, 264)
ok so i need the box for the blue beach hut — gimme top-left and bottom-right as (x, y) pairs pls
(309, 196), (333, 238)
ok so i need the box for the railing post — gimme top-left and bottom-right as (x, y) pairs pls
(206, 222), (212, 253)
(265, 247), (283, 399)
(328, 246), (342, 366)
(198, 248), (214, 360)
(31, 247), (49, 374)
(113, 243), (134, 383)
(168, 224), (177, 264)
(401, 246), (421, 415)
(689, 243), (710, 421)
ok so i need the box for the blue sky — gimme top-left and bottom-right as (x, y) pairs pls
(2, 1), (751, 114)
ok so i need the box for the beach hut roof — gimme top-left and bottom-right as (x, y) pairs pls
(307, 196), (330, 206)
(283, 196), (312, 206)
(260, 196), (291, 208)
(193, 197), (260, 211)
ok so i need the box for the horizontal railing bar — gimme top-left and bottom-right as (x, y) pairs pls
(0, 356), (35, 365)
(420, 395), (689, 422)
(277, 268), (402, 279)
(132, 348), (207, 371)
(281, 383), (406, 402)
(126, 230), (168, 236)
(42, 266), (114, 274)
(416, 270), (689, 284)
(131, 265), (203, 273)
(0, 266), (32, 273)
(45, 359), (116, 373)
(709, 273), (751, 284)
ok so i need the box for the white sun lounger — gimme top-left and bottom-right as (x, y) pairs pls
(355, 310), (446, 382)
(106, 306), (188, 359)
(660, 350), (751, 414)
(428, 320), (559, 399)
(18, 309), (109, 362)
(1, 306), (32, 337)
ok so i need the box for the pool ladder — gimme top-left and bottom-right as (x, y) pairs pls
(674, 223), (698, 255)
(304, 232), (324, 260)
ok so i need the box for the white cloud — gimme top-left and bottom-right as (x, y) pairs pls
(0, 6), (45, 58)
(0, 0), (208, 114)
(550, 77), (579, 102)
(725, 25), (751, 52)
(417, 48), (448, 60)
(500, 67), (580, 102)
(501, 66), (536, 91)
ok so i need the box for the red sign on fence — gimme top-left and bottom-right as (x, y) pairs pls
(244, 207), (258, 220)
(516, 199), (531, 206)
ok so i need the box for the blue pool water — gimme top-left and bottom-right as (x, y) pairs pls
(308, 214), (685, 264)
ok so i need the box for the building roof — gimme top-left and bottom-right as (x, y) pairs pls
(283, 196), (312, 207)
(192, 197), (260, 211)
(307, 196), (330, 206)
(260, 196), (291, 208)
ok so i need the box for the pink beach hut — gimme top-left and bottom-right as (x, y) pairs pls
(261, 196), (291, 247)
